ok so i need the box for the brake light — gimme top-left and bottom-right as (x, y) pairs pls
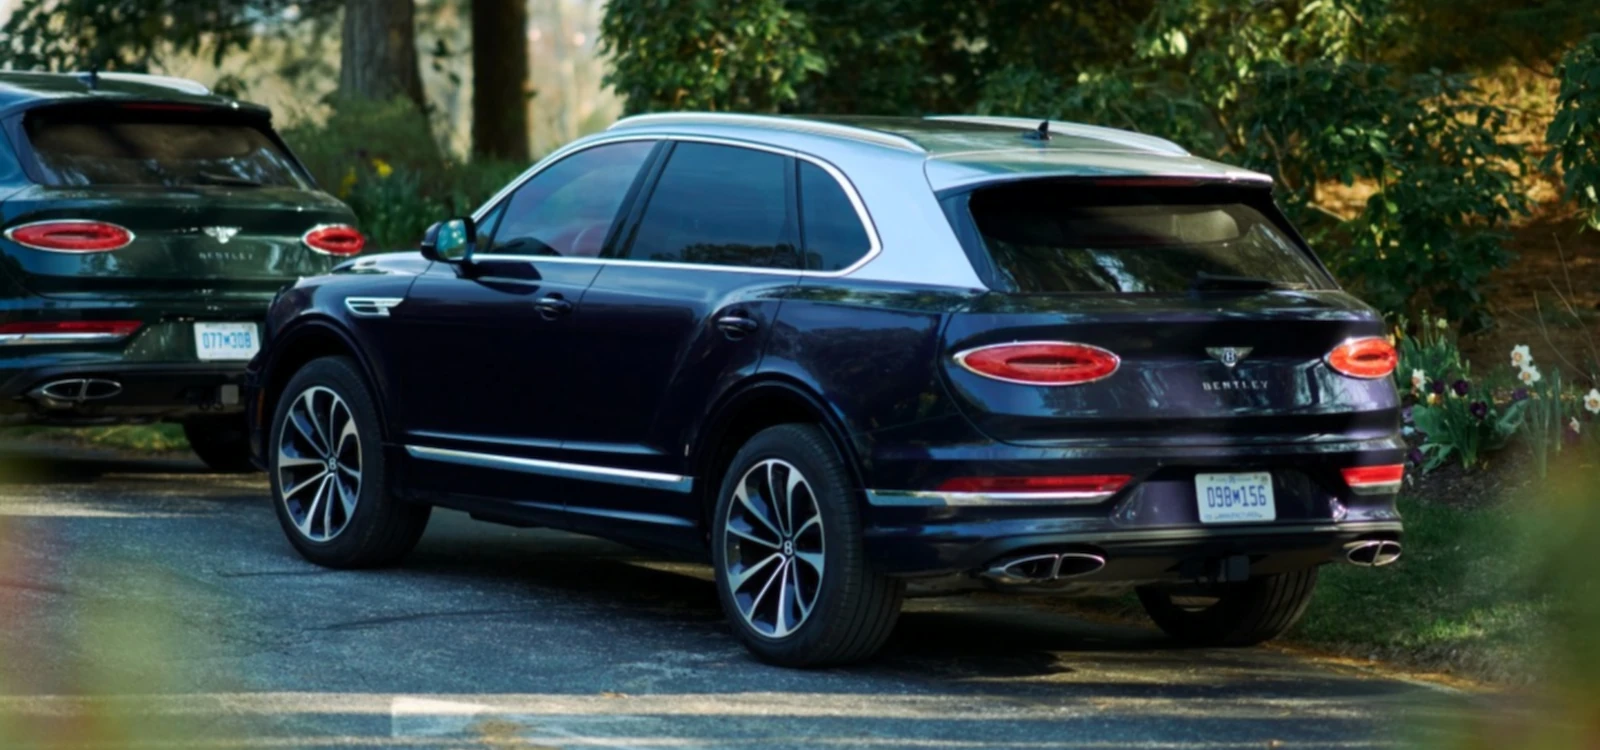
(955, 342), (1120, 385)
(937, 474), (1131, 499)
(302, 224), (366, 256)
(0, 320), (141, 344)
(1326, 337), (1397, 379)
(1342, 464), (1404, 495)
(5, 221), (133, 252)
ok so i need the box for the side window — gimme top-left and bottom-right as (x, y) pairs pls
(486, 140), (655, 257)
(620, 142), (799, 269)
(798, 161), (872, 271)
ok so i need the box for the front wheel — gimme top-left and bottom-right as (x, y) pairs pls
(1137, 567), (1319, 647)
(711, 424), (904, 667)
(268, 356), (430, 568)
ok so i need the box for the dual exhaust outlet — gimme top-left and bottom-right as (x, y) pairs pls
(983, 536), (1401, 584)
(1343, 538), (1402, 567)
(28, 378), (123, 409)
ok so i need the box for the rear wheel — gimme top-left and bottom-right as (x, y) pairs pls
(1137, 568), (1319, 647)
(712, 424), (903, 667)
(268, 356), (429, 568)
(182, 415), (255, 473)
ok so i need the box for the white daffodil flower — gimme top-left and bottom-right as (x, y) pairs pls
(1518, 364), (1542, 386)
(1411, 369), (1426, 392)
(1586, 388), (1600, 415)
(1570, 417), (1582, 435)
(1510, 344), (1532, 369)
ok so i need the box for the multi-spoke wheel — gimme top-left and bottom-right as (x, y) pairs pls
(277, 386), (361, 542)
(268, 356), (429, 568)
(712, 424), (903, 667)
(722, 459), (826, 639)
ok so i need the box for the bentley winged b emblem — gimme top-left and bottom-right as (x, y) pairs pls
(203, 226), (241, 244)
(1205, 346), (1253, 368)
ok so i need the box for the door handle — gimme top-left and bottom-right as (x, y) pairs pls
(715, 314), (759, 338)
(534, 294), (574, 319)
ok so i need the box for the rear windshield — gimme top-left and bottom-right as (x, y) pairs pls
(963, 183), (1331, 294)
(22, 109), (307, 189)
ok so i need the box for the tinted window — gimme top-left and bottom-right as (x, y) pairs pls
(622, 142), (798, 269)
(24, 110), (306, 188)
(799, 161), (871, 271)
(489, 140), (654, 256)
(967, 183), (1331, 294)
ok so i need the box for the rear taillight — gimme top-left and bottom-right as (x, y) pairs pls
(0, 320), (141, 344)
(1342, 464), (1404, 495)
(936, 474), (1131, 501)
(1326, 337), (1397, 379)
(4, 221), (133, 252)
(954, 341), (1120, 386)
(302, 224), (366, 256)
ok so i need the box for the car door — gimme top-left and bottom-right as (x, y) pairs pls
(557, 140), (803, 538)
(388, 138), (660, 505)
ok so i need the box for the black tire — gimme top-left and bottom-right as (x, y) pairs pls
(182, 415), (256, 473)
(1137, 567), (1319, 647)
(268, 355), (430, 568)
(711, 424), (904, 667)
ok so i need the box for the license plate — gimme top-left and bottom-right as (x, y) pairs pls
(194, 322), (260, 361)
(1196, 472), (1276, 523)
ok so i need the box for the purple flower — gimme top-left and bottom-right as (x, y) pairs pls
(1452, 379), (1470, 397)
(1469, 401), (1488, 420)
(1407, 447), (1425, 466)
(1511, 388), (1530, 402)
(1402, 406), (1414, 424)
(1430, 379), (1446, 395)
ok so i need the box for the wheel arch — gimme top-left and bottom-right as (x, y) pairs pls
(259, 317), (392, 443)
(689, 375), (865, 540)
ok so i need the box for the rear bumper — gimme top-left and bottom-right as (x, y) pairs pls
(0, 361), (248, 424)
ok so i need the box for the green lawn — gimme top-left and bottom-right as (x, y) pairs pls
(0, 424), (189, 452)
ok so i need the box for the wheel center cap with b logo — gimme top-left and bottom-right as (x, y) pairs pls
(782, 540), (794, 556)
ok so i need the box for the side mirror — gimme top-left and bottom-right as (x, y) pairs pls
(420, 217), (475, 263)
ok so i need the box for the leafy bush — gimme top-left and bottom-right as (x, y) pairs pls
(1546, 33), (1600, 230)
(281, 98), (525, 250)
(1411, 383), (1526, 472)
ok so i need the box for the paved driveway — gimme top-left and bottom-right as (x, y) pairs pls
(0, 445), (1471, 749)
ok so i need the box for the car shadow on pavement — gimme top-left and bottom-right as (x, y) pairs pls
(0, 442), (208, 485)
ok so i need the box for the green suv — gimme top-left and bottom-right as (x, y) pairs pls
(0, 71), (363, 470)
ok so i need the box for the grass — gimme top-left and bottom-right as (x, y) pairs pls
(0, 424), (189, 452)
(1288, 495), (1557, 683)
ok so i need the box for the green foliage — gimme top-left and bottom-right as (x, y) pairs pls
(1412, 387), (1526, 472)
(280, 97), (524, 250)
(1394, 313), (1465, 391)
(1545, 34), (1600, 230)
(0, 0), (333, 71)
(598, 0), (826, 114)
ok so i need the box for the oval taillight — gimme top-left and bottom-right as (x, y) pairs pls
(5, 221), (133, 252)
(955, 342), (1120, 386)
(302, 224), (366, 256)
(1326, 337), (1397, 379)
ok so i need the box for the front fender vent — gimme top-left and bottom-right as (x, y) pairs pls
(344, 297), (404, 317)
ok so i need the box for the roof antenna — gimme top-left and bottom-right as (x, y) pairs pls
(79, 57), (101, 90)
(1023, 120), (1051, 141)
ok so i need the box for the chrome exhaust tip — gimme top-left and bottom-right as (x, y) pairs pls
(1344, 539), (1402, 567)
(982, 551), (1107, 583)
(28, 378), (123, 409)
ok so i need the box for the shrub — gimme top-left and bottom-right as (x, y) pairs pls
(1546, 33), (1600, 230)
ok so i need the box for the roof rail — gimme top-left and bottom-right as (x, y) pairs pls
(610, 112), (924, 153)
(71, 72), (211, 96)
(927, 116), (1189, 156)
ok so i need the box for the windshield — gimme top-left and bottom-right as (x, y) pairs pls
(23, 108), (308, 189)
(963, 182), (1333, 294)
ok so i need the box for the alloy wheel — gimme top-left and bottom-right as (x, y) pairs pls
(276, 385), (361, 542)
(722, 459), (825, 639)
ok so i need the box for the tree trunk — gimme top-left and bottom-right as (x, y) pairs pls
(340, 0), (427, 110)
(471, 0), (531, 162)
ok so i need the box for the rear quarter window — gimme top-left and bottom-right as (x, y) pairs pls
(962, 182), (1333, 294)
(21, 108), (307, 189)
(798, 161), (872, 272)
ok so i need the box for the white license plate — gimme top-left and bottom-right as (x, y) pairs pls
(1196, 472), (1276, 523)
(194, 322), (260, 361)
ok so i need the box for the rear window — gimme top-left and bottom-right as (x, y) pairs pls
(23, 109), (307, 189)
(963, 183), (1332, 294)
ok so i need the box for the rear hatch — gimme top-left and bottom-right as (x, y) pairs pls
(0, 102), (355, 302)
(940, 180), (1397, 446)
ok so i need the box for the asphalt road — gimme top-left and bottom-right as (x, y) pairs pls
(0, 444), (1477, 749)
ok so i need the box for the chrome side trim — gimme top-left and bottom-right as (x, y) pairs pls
(865, 489), (1118, 507)
(344, 297), (404, 317)
(0, 332), (130, 345)
(469, 134), (882, 279)
(405, 445), (693, 493)
(610, 112), (925, 153)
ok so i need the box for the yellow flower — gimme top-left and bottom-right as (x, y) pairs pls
(1435, 317), (1449, 330)
(1426, 393), (1440, 406)
(372, 158), (393, 179)
(338, 166), (357, 199)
